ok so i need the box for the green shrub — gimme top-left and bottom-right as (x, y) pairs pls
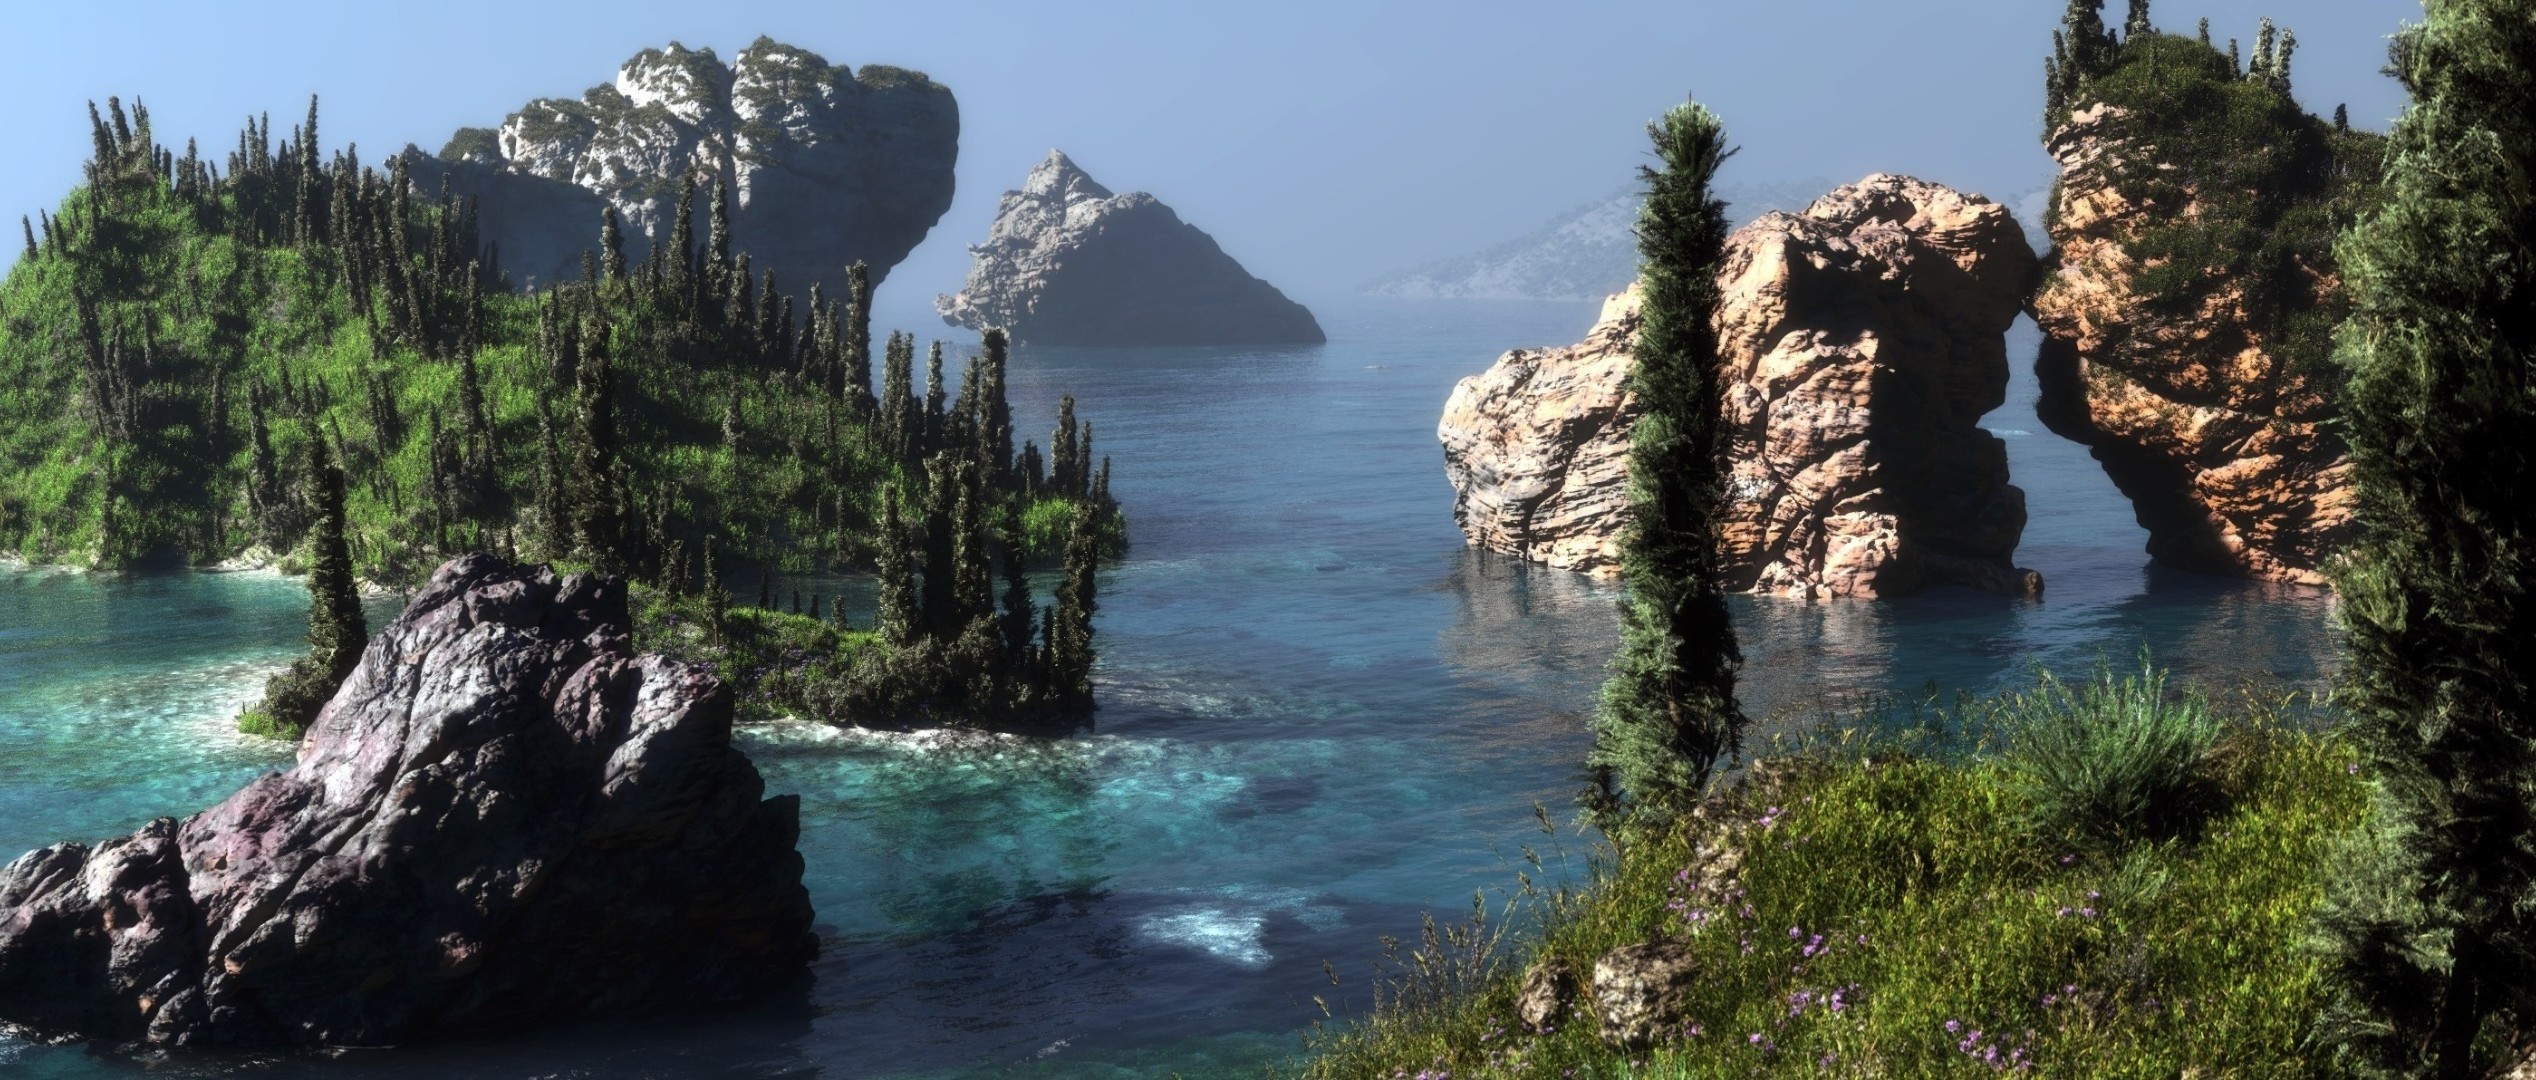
(2003, 660), (2221, 848)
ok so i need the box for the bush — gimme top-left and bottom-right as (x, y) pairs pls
(2002, 660), (2221, 848)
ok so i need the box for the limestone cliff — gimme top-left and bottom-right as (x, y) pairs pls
(2024, 16), (2392, 585)
(1440, 175), (2041, 599)
(413, 37), (958, 292)
(936, 150), (1324, 346)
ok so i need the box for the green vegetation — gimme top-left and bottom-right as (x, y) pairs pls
(2004, 661), (2219, 849)
(0, 96), (1123, 732)
(2042, 0), (2387, 389)
(238, 434), (366, 738)
(1582, 99), (1746, 829)
(2315, 2), (2536, 1074)
(1299, 680), (2367, 1077)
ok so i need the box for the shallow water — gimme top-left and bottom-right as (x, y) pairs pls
(0, 299), (2333, 1077)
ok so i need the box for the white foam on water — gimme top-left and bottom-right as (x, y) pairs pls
(1136, 908), (1271, 968)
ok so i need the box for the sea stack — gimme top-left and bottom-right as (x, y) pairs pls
(0, 555), (815, 1046)
(414, 37), (959, 293)
(1440, 175), (2043, 599)
(936, 150), (1325, 346)
(2029, 103), (2353, 585)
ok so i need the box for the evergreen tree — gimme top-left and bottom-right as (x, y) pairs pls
(702, 535), (727, 645)
(951, 462), (994, 627)
(999, 499), (1035, 662)
(571, 319), (631, 574)
(876, 488), (920, 647)
(2124, 0), (2152, 40)
(979, 328), (1015, 480)
(243, 435), (366, 738)
(2336, 103), (2351, 131)
(919, 453), (958, 638)
(2318, 4), (2536, 1074)
(1584, 98), (1747, 828)
(1047, 500), (1101, 708)
(600, 205), (626, 282)
(668, 172), (697, 294)
(845, 261), (875, 416)
(924, 342), (946, 454)
(1050, 396), (1079, 496)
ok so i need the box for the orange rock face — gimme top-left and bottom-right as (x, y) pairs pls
(1440, 175), (2043, 598)
(2028, 104), (2352, 584)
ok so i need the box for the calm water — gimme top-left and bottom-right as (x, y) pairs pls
(0, 299), (2333, 1077)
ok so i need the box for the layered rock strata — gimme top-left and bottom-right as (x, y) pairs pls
(0, 555), (814, 1046)
(415, 37), (958, 292)
(936, 150), (1324, 346)
(1440, 175), (2042, 598)
(2028, 104), (2351, 584)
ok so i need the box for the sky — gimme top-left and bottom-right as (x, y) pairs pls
(0, 0), (2417, 320)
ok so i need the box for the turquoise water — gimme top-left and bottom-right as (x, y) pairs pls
(0, 299), (2333, 1076)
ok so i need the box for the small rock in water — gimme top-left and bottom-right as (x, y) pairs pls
(0, 554), (815, 1047)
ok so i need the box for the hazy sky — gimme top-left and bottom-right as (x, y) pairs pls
(1, 0), (2416, 320)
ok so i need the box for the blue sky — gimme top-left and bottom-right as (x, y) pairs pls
(1, 0), (2415, 316)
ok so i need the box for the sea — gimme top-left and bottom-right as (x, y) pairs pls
(0, 298), (2335, 1077)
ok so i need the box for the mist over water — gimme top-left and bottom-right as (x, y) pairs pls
(0, 299), (2332, 1077)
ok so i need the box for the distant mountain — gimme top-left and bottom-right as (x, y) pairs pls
(1364, 177), (2057, 301)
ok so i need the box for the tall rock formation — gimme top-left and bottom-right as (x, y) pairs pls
(936, 150), (1324, 346)
(0, 556), (814, 1046)
(2028, 103), (2353, 584)
(1440, 175), (2042, 599)
(414, 37), (958, 292)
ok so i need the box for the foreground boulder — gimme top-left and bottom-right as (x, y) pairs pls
(2029, 104), (2352, 584)
(935, 150), (1324, 346)
(1441, 175), (2042, 597)
(0, 555), (814, 1046)
(416, 37), (958, 292)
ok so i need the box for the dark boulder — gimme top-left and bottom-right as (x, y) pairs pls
(0, 555), (814, 1046)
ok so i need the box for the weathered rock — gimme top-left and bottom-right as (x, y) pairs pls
(413, 37), (958, 293)
(935, 150), (1324, 346)
(2029, 104), (2351, 584)
(1440, 174), (2043, 597)
(1591, 941), (1699, 1050)
(0, 555), (814, 1046)
(1515, 955), (1578, 1033)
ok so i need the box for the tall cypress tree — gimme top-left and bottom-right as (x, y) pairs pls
(979, 328), (1015, 480)
(845, 261), (875, 416)
(876, 487), (920, 647)
(571, 319), (631, 574)
(600, 205), (626, 282)
(2318, 4), (2536, 1075)
(1047, 500), (1101, 709)
(919, 453), (958, 639)
(1050, 395), (1079, 497)
(244, 434), (366, 738)
(999, 499), (1035, 662)
(1584, 99), (1746, 828)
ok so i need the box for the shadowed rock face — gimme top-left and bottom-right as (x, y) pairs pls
(0, 555), (814, 1047)
(935, 150), (1324, 346)
(412, 37), (958, 294)
(1440, 175), (2042, 598)
(2029, 104), (2351, 585)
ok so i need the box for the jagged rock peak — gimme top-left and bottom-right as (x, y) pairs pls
(0, 555), (815, 1046)
(417, 36), (958, 292)
(936, 149), (1324, 347)
(1023, 148), (1112, 201)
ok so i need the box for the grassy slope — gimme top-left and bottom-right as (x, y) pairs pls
(0, 174), (1108, 583)
(1298, 699), (2366, 1077)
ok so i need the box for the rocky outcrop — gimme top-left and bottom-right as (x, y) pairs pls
(413, 38), (958, 292)
(935, 150), (1324, 346)
(2029, 104), (2351, 584)
(1591, 942), (1699, 1050)
(1440, 175), (2043, 598)
(0, 555), (813, 1046)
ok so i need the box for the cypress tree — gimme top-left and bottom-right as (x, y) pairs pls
(924, 342), (946, 454)
(999, 499), (1035, 662)
(876, 488), (920, 647)
(2335, 103), (2351, 131)
(951, 461), (995, 627)
(2198, 17), (2211, 46)
(571, 319), (631, 574)
(920, 453), (958, 638)
(2318, 4), (2536, 1074)
(245, 435), (366, 738)
(845, 261), (875, 415)
(600, 205), (626, 282)
(979, 328), (1015, 481)
(20, 216), (35, 261)
(668, 172), (697, 295)
(707, 179), (733, 281)
(810, 593), (824, 622)
(881, 330), (915, 462)
(2124, 0), (2151, 40)
(1048, 500), (1101, 708)
(1584, 98), (1747, 828)
(1050, 396), (1078, 497)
